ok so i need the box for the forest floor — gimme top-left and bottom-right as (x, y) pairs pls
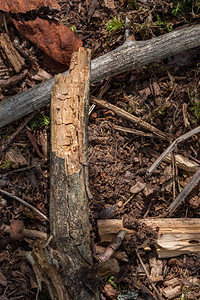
(0, 0), (200, 299)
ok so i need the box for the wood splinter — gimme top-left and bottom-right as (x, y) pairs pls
(0, 33), (25, 73)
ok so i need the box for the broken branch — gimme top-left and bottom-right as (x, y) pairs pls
(1, 25), (200, 128)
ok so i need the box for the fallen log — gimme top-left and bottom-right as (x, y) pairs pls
(98, 218), (200, 258)
(1, 24), (200, 128)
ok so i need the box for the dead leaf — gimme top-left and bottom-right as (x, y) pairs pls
(0, 271), (7, 286)
(13, 18), (83, 66)
(104, 0), (115, 9)
(130, 182), (146, 194)
(103, 283), (119, 299)
(10, 219), (25, 241)
(143, 184), (155, 197)
(0, 0), (60, 13)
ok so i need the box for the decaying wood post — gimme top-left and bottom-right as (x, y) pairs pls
(28, 48), (99, 300)
(49, 47), (97, 299)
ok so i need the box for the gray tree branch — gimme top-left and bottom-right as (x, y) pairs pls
(0, 24), (200, 128)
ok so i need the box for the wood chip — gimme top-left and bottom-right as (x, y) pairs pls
(0, 33), (25, 73)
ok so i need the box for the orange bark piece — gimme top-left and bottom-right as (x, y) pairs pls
(10, 220), (24, 240)
(13, 18), (83, 66)
(0, 0), (60, 13)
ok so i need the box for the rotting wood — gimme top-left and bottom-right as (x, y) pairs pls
(1, 24), (200, 128)
(29, 48), (99, 300)
(50, 47), (91, 257)
(0, 69), (28, 89)
(98, 219), (200, 258)
(0, 33), (25, 72)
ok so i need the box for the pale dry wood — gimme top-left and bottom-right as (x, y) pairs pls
(1, 24), (200, 128)
(0, 33), (25, 72)
(164, 153), (199, 173)
(163, 285), (181, 299)
(98, 218), (200, 258)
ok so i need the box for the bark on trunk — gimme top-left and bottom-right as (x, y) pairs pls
(0, 24), (200, 128)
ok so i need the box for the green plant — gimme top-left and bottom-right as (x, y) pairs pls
(172, 0), (200, 16)
(69, 24), (76, 33)
(30, 113), (50, 130)
(106, 16), (124, 33)
(0, 161), (11, 169)
(188, 88), (200, 120)
(107, 276), (118, 290)
(155, 15), (173, 32)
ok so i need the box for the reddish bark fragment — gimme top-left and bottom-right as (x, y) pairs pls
(13, 18), (83, 66)
(10, 220), (24, 240)
(0, 0), (60, 13)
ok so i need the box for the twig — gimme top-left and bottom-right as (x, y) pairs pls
(121, 194), (135, 209)
(3, 224), (47, 240)
(147, 126), (200, 175)
(167, 167), (200, 216)
(112, 124), (154, 137)
(97, 230), (127, 263)
(91, 96), (171, 141)
(182, 103), (190, 128)
(0, 69), (28, 89)
(3, 13), (9, 36)
(89, 78), (111, 115)
(135, 248), (163, 300)
(0, 189), (49, 221)
(0, 112), (36, 152)
(171, 152), (176, 201)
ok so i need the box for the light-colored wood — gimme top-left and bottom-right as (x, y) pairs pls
(164, 154), (199, 173)
(98, 218), (200, 258)
(1, 24), (200, 128)
(0, 33), (25, 73)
